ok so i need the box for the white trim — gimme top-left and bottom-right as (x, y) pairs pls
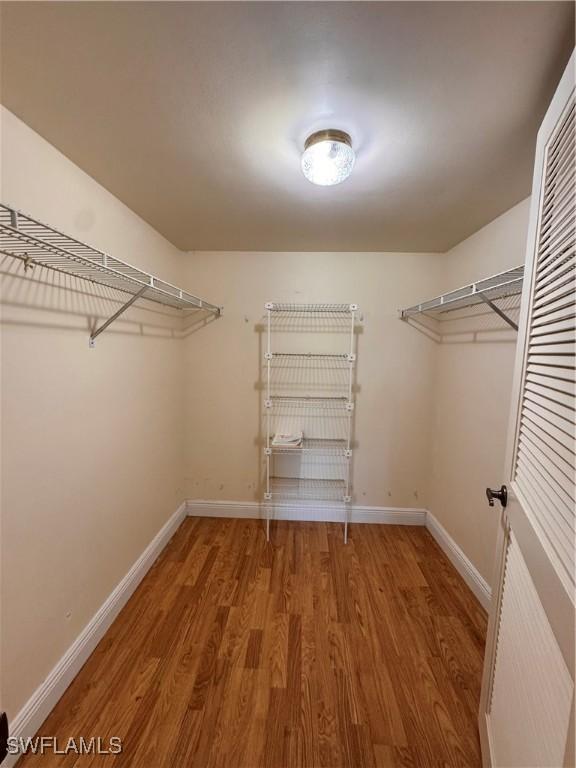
(426, 510), (492, 611)
(4, 502), (188, 768)
(186, 499), (426, 525)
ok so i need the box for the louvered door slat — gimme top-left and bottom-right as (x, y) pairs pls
(516, 457), (574, 534)
(520, 428), (575, 483)
(518, 440), (575, 504)
(547, 103), (575, 161)
(525, 380), (576, 409)
(541, 181), (574, 230)
(527, 353), (574, 370)
(533, 278), (575, 311)
(545, 145), (574, 190)
(526, 372), (575, 397)
(537, 251), (575, 284)
(530, 329), (575, 345)
(546, 114), (575, 155)
(532, 293), (573, 320)
(527, 341), (575, 357)
(531, 318), (576, 339)
(533, 264), (575, 301)
(544, 149), (575, 195)
(544, 157), (575, 203)
(535, 255), (575, 291)
(526, 362), (575, 383)
(538, 232), (575, 272)
(546, 117), (574, 169)
(540, 206), (576, 243)
(513, 92), (575, 597)
(521, 413), (575, 468)
(516, 456), (574, 539)
(524, 389), (573, 426)
(539, 229), (575, 265)
(524, 397), (574, 438)
(531, 305), (576, 328)
(515, 467), (574, 570)
(523, 405), (575, 453)
(538, 219), (575, 259)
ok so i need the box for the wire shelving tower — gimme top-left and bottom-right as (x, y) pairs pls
(263, 302), (358, 543)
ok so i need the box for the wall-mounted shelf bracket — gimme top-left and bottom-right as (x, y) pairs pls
(479, 294), (519, 331)
(89, 286), (148, 348)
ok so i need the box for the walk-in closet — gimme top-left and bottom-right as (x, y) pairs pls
(0, 3), (574, 767)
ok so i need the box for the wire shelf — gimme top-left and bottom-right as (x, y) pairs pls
(400, 265), (524, 319)
(266, 302), (356, 314)
(268, 396), (351, 408)
(269, 352), (351, 361)
(269, 477), (347, 501)
(271, 438), (349, 456)
(0, 204), (221, 314)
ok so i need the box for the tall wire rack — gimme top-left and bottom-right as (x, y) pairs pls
(0, 204), (222, 344)
(263, 301), (358, 543)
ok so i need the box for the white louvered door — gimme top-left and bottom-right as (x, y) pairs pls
(479, 51), (575, 768)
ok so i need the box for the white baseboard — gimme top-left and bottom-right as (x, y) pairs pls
(425, 511), (491, 611)
(186, 499), (427, 526)
(4, 501), (188, 768)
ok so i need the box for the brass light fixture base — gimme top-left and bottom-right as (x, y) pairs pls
(304, 129), (352, 151)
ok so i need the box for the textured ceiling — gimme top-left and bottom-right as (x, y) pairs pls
(1, 1), (574, 252)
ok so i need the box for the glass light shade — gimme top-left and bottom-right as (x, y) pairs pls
(301, 130), (355, 186)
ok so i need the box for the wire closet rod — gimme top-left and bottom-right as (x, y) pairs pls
(0, 203), (222, 345)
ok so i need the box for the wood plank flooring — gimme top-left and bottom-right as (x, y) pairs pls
(18, 519), (487, 767)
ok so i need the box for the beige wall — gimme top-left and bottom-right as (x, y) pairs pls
(429, 198), (531, 584)
(181, 251), (443, 508)
(0, 108), (188, 718)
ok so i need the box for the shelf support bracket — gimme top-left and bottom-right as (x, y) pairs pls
(89, 286), (148, 347)
(479, 294), (518, 331)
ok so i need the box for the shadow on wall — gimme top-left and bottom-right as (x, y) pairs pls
(0, 255), (217, 343)
(254, 310), (363, 504)
(403, 293), (522, 345)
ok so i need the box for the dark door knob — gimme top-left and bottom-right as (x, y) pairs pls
(486, 485), (507, 508)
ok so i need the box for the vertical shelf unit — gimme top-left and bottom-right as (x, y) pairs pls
(263, 302), (358, 543)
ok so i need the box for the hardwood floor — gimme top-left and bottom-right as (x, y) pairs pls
(19, 519), (487, 768)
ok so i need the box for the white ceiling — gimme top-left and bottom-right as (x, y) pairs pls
(1, 2), (573, 252)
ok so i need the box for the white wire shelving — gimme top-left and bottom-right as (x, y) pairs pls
(267, 302), (356, 315)
(268, 477), (347, 501)
(400, 265), (524, 330)
(271, 438), (350, 456)
(263, 301), (358, 543)
(269, 352), (352, 362)
(267, 395), (352, 407)
(0, 203), (222, 345)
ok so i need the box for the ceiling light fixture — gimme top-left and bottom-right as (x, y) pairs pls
(301, 130), (355, 186)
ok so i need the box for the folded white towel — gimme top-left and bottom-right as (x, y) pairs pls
(272, 431), (303, 447)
